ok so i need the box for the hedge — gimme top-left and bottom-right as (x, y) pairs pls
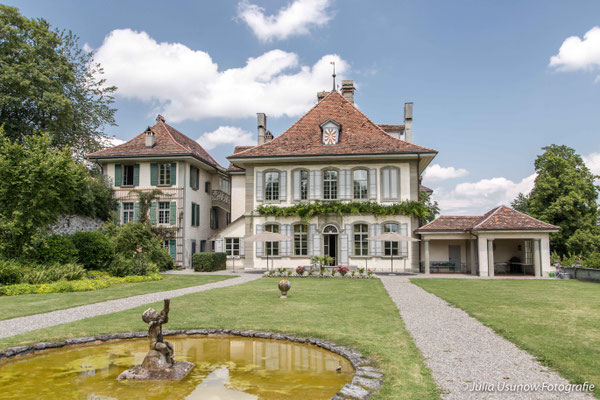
(193, 252), (227, 272)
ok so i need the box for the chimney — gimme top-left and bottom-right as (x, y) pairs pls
(264, 130), (273, 142)
(145, 127), (155, 148)
(156, 114), (166, 123)
(404, 102), (413, 143)
(257, 113), (267, 145)
(341, 80), (355, 103)
(317, 91), (328, 102)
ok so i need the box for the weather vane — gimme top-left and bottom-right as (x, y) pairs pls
(330, 61), (336, 91)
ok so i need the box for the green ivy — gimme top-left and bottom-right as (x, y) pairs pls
(256, 200), (428, 223)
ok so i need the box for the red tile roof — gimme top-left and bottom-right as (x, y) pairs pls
(419, 184), (433, 193)
(416, 206), (559, 233)
(88, 117), (222, 169)
(229, 91), (436, 160)
(378, 124), (405, 133)
(227, 146), (254, 172)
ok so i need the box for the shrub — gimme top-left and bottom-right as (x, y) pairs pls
(151, 247), (174, 272)
(22, 263), (86, 284)
(336, 265), (349, 276)
(296, 266), (306, 276)
(71, 231), (115, 270)
(193, 252), (227, 272)
(582, 252), (600, 269)
(109, 254), (133, 277)
(111, 223), (173, 271)
(28, 234), (79, 264)
(0, 260), (23, 285)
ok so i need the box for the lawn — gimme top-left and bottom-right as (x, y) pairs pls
(0, 278), (439, 400)
(412, 278), (600, 397)
(0, 274), (232, 321)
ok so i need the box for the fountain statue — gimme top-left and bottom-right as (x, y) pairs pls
(118, 299), (194, 380)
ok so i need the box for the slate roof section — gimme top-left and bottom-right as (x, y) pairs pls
(229, 91), (436, 160)
(416, 206), (559, 233)
(88, 116), (222, 169)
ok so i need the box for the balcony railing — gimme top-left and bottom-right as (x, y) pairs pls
(212, 189), (230, 210)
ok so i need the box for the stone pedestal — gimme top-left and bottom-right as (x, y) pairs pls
(118, 350), (194, 381)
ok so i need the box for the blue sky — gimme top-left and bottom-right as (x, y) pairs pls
(7, 0), (600, 214)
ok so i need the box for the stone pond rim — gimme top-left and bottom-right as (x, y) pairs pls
(0, 329), (384, 400)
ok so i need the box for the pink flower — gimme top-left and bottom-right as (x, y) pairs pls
(136, 248), (143, 253)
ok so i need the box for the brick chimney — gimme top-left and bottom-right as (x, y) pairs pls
(145, 127), (155, 148)
(341, 80), (355, 103)
(317, 91), (328, 102)
(404, 102), (413, 143)
(257, 113), (267, 145)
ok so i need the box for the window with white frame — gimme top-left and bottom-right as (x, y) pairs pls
(323, 170), (338, 200)
(354, 224), (369, 256)
(122, 165), (135, 186)
(265, 224), (279, 256)
(353, 169), (368, 200)
(265, 171), (280, 201)
(383, 223), (399, 256)
(219, 177), (230, 194)
(225, 238), (240, 256)
(158, 201), (170, 224)
(294, 224), (308, 256)
(159, 163), (172, 185)
(299, 170), (309, 200)
(122, 202), (134, 223)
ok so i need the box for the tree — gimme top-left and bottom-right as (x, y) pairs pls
(129, 189), (165, 225)
(0, 5), (116, 153)
(419, 191), (440, 224)
(512, 145), (599, 255)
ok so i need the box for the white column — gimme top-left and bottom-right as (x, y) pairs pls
(533, 239), (541, 278)
(424, 239), (430, 275)
(470, 239), (477, 275)
(477, 237), (488, 277)
(488, 239), (495, 278)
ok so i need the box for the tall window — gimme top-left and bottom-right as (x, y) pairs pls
(191, 203), (200, 227)
(122, 202), (134, 223)
(265, 172), (280, 201)
(300, 170), (309, 200)
(158, 202), (170, 224)
(159, 163), (172, 185)
(190, 166), (199, 190)
(122, 165), (135, 186)
(524, 240), (533, 264)
(225, 238), (240, 256)
(294, 224), (308, 256)
(353, 169), (368, 200)
(323, 170), (338, 200)
(354, 224), (369, 256)
(265, 224), (279, 256)
(210, 207), (218, 229)
(383, 223), (399, 256)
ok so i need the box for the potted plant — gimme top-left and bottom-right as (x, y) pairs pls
(296, 266), (306, 276)
(336, 265), (349, 277)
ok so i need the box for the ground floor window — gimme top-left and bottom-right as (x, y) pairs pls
(265, 224), (279, 256)
(122, 202), (134, 223)
(162, 239), (169, 249)
(524, 240), (533, 264)
(158, 201), (170, 224)
(225, 238), (240, 256)
(294, 224), (308, 256)
(384, 222), (399, 256)
(354, 224), (369, 256)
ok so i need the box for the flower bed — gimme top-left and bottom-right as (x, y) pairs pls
(263, 266), (377, 279)
(0, 272), (162, 296)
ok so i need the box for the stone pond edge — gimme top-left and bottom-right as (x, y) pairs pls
(0, 329), (383, 400)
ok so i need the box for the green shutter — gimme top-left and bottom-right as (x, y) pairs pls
(171, 162), (177, 185)
(115, 202), (121, 224)
(150, 201), (157, 224)
(170, 201), (177, 225)
(134, 201), (140, 222)
(169, 239), (176, 261)
(191, 202), (196, 226)
(150, 163), (158, 186)
(114, 164), (122, 187)
(195, 204), (200, 226)
(133, 164), (140, 186)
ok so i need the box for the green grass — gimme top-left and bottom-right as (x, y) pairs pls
(0, 274), (232, 320)
(0, 278), (439, 400)
(412, 279), (600, 398)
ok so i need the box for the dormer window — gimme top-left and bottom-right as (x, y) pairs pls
(320, 119), (341, 145)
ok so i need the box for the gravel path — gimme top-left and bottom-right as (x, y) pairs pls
(0, 273), (261, 339)
(380, 276), (593, 399)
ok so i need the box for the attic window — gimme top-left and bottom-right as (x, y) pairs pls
(320, 119), (341, 145)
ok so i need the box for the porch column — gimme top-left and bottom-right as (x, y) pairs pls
(487, 239), (495, 278)
(470, 239), (477, 275)
(533, 239), (541, 278)
(423, 239), (430, 275)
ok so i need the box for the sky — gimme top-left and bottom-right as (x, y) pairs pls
(6, 0), (600, 215)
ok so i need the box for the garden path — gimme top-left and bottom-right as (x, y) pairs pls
(0, 272), (260, 339)
(380, 275), (593, 399)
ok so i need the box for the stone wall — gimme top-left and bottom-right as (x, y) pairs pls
(50, 215), (105, 236)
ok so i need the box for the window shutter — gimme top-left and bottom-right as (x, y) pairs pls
(313, 170), (321, 200)
(169, 239), (176, 261)
(339, 170), (346, 200)
(150, 201), (157, 224)
(346, 170), (352, 199)
(195, 168), (200, 189)
(195, 204), (200, 226)
(308, 171), (315, 200)
(114, 164), (122, 187)
(170, 163), (177, 185)
(134, 201), (140, 222)
(369, 169), (377, 200)
(133, 164), (140, 186)
(256, 171), (264, 202)
(309, 224), (321, 257)
(150, 163), (158, 186)
(170, 201), (177, 225)
(390, 168), (399, 200)
(189, 165), (194, 188)
(115, 202), (121, 224)
(240, 240), (245, 257)
(280, 171), (287, 201)
(376, 224), (383, 256)
(401, 223), (409, 257)
(293, 170), (301, 201)
(382, 168), (390, 199)
(283, 224), (291, 256)
(256, 224), (263, 257)
(215, 238), (223, 253)
(191, 203), (196, 227)
(340, 224), (351, 265)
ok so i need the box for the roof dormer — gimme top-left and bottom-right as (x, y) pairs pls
(320, 119), (341, 145)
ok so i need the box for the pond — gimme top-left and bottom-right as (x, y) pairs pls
(0, 336), (354, 400)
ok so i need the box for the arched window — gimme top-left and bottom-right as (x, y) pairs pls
(323, 170), (338, 200)
(264, 223), (279, 256)
(383, 222), (399, 256)
(353, 224), (369, 256)
(293, 224), (308, 256)
(323, 225), (339, 234)
(353, 169), (368, 200)
(264, 171), (280, 201)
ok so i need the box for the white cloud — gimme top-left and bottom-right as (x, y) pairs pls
(237, 0), (333, 41)
(93, 29), (348, 123)
(197, 126), (255, 150)
(549, 26), (600, 81)
(101, 136), (125, 148)
(583, 152), (600, 175)
(434, 174), (536, 216)
(423, 164), (469, 182)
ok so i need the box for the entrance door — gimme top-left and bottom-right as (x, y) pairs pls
(449, 245), (461, 271)
(322, 225), (338, 265)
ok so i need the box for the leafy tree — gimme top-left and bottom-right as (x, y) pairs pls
(512, 145), (599, 255)
(0, 5), (116, 153)
(71, 172), (114, 220)
(419, 191), (440, 224)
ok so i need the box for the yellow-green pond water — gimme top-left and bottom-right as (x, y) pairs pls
(0, 336), (354, 400)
